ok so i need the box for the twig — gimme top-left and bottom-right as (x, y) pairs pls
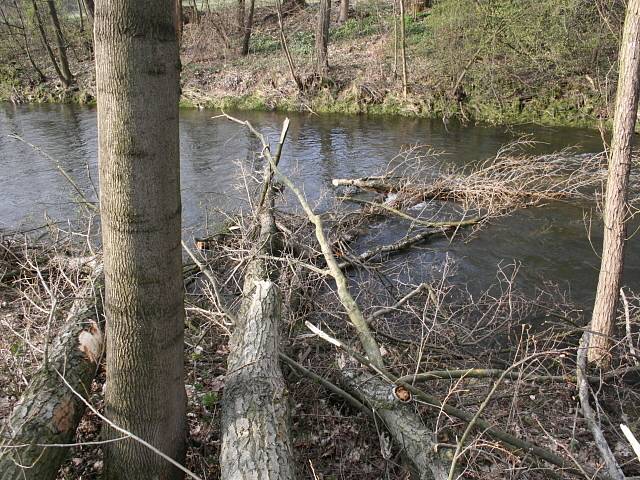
(8, 134), (98, 212)
(621, 288), (638, 363)
(620, 424), (640, 462)
(343, 196), (483, 228)
(279, 352), (372, 416)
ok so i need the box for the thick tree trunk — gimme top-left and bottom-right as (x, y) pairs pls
(314, 0), (331, 76)
(220, 188), (295, 479)
(240, 0), (255, 55)
(46, 0), (73, 86)
(0, 271), (104, 480)
(95, 1), (186, 478)
(338, 0), (348, 23)
(340, 362), (449, 480)
(589, 0), (640, 366)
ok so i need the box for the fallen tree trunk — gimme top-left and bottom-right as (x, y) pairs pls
(219, 128), (295, 479)
(341, 361), (449, 480)
(0, 268), (104, 480)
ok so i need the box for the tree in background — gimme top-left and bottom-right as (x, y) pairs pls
(315, 0), (330, 76)
(589, 0), (640, 366)
(94, 0), (186, 477)
(30, 0), (73, 86)
(338, 0), (348, 24)
(240, 0), (256, 55)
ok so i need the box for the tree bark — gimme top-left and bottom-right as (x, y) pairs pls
(0, 270), (104, 480)
(589, 0), (640, 366)
(46, 0), (74, 86)
(338, 0), (348, 24)
(314, 0), (331, 76)
(95, 1), (186, 478)
(240, 0), (255, 55)
(220, 198), (295, 479)
(340, 363), (449, 480)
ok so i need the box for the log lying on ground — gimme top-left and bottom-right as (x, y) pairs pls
(0, 267), (104, 480)
(341, 360), (449, 480)
(219, 131), (295, 479)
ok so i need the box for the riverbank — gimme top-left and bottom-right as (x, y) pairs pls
(0, 0), (620, 128)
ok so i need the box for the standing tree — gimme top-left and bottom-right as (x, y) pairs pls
(45, 0), (73, 85)
(94, 0), (186, 477)
(338, 0), (348, 24)
(589, 0), (640, 366)
(240, 0), (255, 55)
(30, 0), (73, 86)
(314, 0), (330, 77)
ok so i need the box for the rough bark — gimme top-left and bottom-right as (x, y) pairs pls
(46, 0), (73, 86)
(341, 362), (449, 480)
(95, 1), (186, 478)
(314, 0), (330, 76)
(0, 271), (104, 480)
(240, 0), (255, 55)
(589, 0), (640, 365)
(220, 202), (295, 479)
(338, 0), (348, 23)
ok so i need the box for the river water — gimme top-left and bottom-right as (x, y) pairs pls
(1, 103), (637, 307)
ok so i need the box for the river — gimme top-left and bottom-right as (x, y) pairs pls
(1, 103), (637, 308)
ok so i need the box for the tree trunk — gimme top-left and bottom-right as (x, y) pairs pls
(398, 0), (408, 97)
(237, 0), (245, 33)
(46, 0), (74, 86)
(176, 0), (183, 46)
(338, 0), (348, 23)
(314, 0), (330, 77)
(77, 0), (84, 31)
(30, 0), (66, 85)
(94, 1), (186, 478)
(340, 363), (449, 480)
(220, 197), (295, 479)
(82, 0), (95, 20)
(240, 0), (255, 55)
(0, 270), (104, 480)
(589, 0), (640, 366)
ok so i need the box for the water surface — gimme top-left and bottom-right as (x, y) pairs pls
(1, 104), (636, 307)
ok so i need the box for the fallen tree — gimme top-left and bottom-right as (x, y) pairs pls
(218, 121), (296, 480)
(0, 266), (104, 480)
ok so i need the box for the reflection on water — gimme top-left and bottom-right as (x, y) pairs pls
(0, 103), (635, 307)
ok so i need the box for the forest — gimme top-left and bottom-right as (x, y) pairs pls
(1, 0), (640, 479)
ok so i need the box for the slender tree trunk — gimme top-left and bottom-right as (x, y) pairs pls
(176, 0), (183, 45)
(589, 0), (640, 366)
(398, 0), (408, 97)
(82, 0), (94, 20)
(191, 0), (199, 23)
(314, 0), (330, 77)
(77, 0), (84, 31)
(30, 0), (66, 84)
(276, 0), (303, 90)
(95, 1), (186, 478)
(338, 0), (348, 23)
(392, 0), (398, 78)
(237, 0), (245, 33)
(4, 1), (46, 82)
(46, 0), (74, 86)
(241, 0), (255, 55)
